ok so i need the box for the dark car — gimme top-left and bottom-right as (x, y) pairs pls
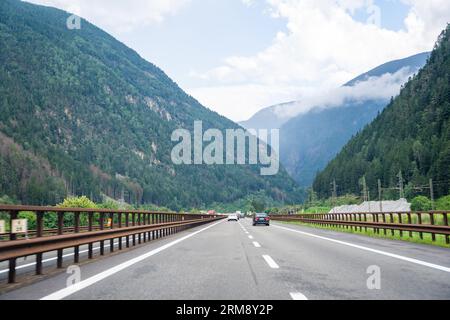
(253, 213), (270, 226)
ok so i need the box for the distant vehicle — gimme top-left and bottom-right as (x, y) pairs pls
(253, 213), (270, 226)
(228, 214), (239, 222)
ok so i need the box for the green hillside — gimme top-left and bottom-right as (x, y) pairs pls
(0, 0), (303, 210)
(313, 25), (450, 199)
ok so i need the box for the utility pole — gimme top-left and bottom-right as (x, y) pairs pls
(362, 176), (368, 202)
(378, 179), (383, 213)
(331, 180), (337, 214)
(398, 170), (404, 199)
(430, 179), (435, 210)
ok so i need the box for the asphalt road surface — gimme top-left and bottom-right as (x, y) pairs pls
(1, 218), (450, 300)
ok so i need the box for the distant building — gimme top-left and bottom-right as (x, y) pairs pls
(207, 210), (216, 215)
(329, 198), (411, 213)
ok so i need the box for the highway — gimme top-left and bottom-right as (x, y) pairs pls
(1, 218), (450, 300)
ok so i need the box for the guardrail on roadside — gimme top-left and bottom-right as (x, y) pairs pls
(0, 205), (225, 284)
(270, 211), (450, 244)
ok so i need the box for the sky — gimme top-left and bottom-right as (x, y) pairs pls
(24, 0), (450, 122)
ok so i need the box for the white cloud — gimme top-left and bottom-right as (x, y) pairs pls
(190, 0), (450, 121)
(24, 0), (191, 33)
(274, 67), (418, 119)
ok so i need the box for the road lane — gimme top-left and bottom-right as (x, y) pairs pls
(1, 217), (449, 300)
(241, 218), (450, 300)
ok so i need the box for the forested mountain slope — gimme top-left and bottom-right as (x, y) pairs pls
(0, 0), (303, 209)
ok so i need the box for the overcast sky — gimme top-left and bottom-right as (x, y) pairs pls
(25, 0), (450, 122)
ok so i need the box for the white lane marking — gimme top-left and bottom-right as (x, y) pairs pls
(290, 292), (308, 300)
(0, 240), (126, 274)
(253, 242), (261, 248)
(248, 235), (254, 239)
(41, 220), (224, 300)
(262, 255), (279, 269)
(273, 224), (450, 273)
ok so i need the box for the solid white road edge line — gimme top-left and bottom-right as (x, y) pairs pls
(272, 224), (450, 273)
(40, 220), (225, 300)
(290, 292), (308, 300)
(262, 255), (279, 269)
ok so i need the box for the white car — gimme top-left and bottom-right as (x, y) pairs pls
(228, 214), (239, 221)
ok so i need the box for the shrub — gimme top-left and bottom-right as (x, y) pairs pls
(411, 196), (432, 211)
(436, 195), (450, 210)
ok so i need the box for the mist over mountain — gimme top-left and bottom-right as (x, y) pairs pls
(0, 0), (303, 210)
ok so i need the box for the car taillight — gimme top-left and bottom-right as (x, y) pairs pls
(265, 217), (270, 221)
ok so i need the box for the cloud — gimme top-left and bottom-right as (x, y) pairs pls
(23, 0), (191, 33)
(274, 66), (419, 119)
(189, 0), (450, 121)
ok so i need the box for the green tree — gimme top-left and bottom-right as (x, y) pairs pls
(58, 196), (97, 209)
(251, 199), (265, 212)
(436, 195), (450, 210)
(411, 196), (432, 211)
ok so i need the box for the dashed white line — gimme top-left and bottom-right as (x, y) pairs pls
(40, 220), (225, 300)
(262, 255), (279, 269)
(290, 292), (308, 300)
(248, 235), (254, 239)
(253, 242), (261, 248)
(272, 224), (450, 274)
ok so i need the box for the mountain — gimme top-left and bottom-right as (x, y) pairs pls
(344, 52), (430, 86)
(278, 52), (430, 187)
(0, 0), (303, 209)
(313, 25), (450, 199)
(239, 101), (296, 131)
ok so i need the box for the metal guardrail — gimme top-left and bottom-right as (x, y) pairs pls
(270, 211), (450, 244)
(0, 205), (224, 284)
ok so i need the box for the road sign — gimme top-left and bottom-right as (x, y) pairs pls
(11, 219), (28, 234)
(0, 220), (5, 234)
(106, 218), (112, 228)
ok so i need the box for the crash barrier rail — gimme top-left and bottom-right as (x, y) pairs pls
(270, 211), (450, 244)
(0, 205), (224, 284)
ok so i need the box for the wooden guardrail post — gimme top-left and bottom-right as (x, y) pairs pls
(430, 213), (436, 242)
(74, 212), (80, 263)
(57, 212), (64, 266)
(99, 213), (105, 255)
(36, 211), (44, 275)
(444, 213), (449, 244)
(8, 210), (18, 283)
